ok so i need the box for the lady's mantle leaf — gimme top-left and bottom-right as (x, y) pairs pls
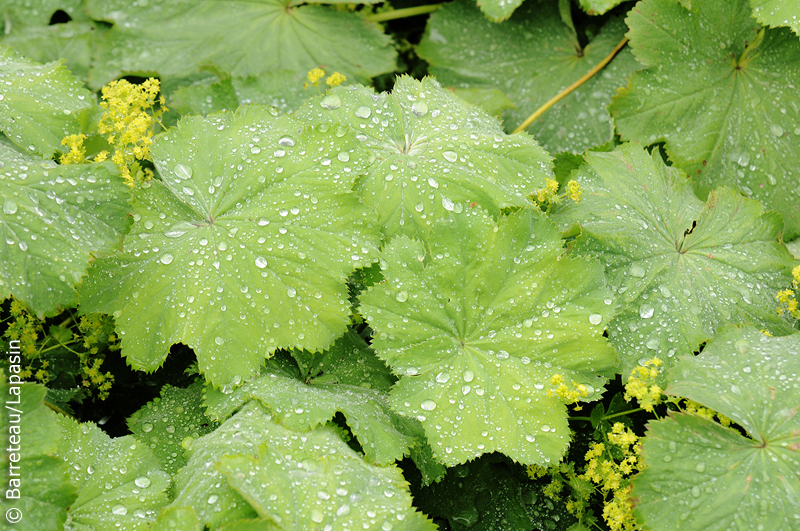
(0, 380), (75, 531)
(85, 0), (396, 89)
(577, 0), (628, 15)
(0, 45), (95, 157)
(204, 349), (418, 465)
(296, 76), (551, 240)
(553, 143), (796, 379)
(417, 0), (640, 154)
(127, 382), (218, 475)
(610, 0), (800, 240)
(55, 415), (171, 530)
(633, 326), (800, 531)
(217, 433), (436, 531)
(0, 143), (130, 317)
(750, 0), (800, 35)
(360, 208), (617, 466)
(81, 106), (380, 389)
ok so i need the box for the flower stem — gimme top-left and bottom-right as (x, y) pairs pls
(512, 36), (629, 134)
(365, 4), (443, 23)
(570, 407), (644, 422)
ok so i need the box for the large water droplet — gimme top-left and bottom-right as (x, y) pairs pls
(463, 370), (474, 383)
(639, 304), (654, 319)
(395, 291), (408, 302)
(442, 151), (457, 163)
(134, 476), (151, 488)
(174, 163), (193, 180)
(160, 253), (174, 265)
(411, 100), (428, 117)
(255, 256), (268, 269)
(320, 94), (342, 110)
(354, 106), (371, 119)
(589, 313), (602, 325)
(3, 199), (18, 215)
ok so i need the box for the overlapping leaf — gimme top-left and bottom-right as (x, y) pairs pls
(55, 415), (171, 530)
(552, 143), (796, 379)
(0, 143), (130, 317)
(418, 0), (640, 154)
(633, 326), (800, 531)
(0, 0), (87, 26)
(204, 341), (418, 464)
(85, 0), (396, 89)
(127, 382), (218, 475)
(611, 0), (800, 240)
(1, 22), (97, 83)
(578, 0), (628, 14)
(296, 76), (551, 240)
(0, 379), (75, 531)
(750, 0), (800, 34)
(0, 45), (95, 157)
(360, 207), (617, 466)
(80, 106), (380, 389)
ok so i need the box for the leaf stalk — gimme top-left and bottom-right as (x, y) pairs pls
(365, 4), (443, 23)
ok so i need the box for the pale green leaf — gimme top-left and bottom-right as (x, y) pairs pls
(0, 45), (95, 157)
(552, 143), (796, 379)
(0, 145), (131, 317)
(127, 382), (218, 475)
(360, 208), (617, 466)
(217, 428), (436, 531)
(0, 379), (75, 531)
(151, 506), (203, 531)
(633, 326), (800, 531)
(296, 76), (551, 240)
(417, 0), (640, 154)
(55, 416), (171, 531)
(476, 0), (525, 22)
(85, 0), (396, 89)
(577, 0), (629, 15)
(452, 88), (517, 119)
(0, 0), (87, 26)
(610, 0), (800, 240)
(750, 0), (800, 34)
(204, 352), (419, 465)
(80, 106), (381, 389)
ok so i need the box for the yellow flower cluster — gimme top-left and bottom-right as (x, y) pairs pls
(60, 133), (88, 165)
(581, 423), (643, 531)
(3, 298), (40, 357)
(624, 357), (663, 412)
(97, 78), (165, 187)
(304, 68), (346, 90)
(82, 357), (115, 400)
(682, 399), (732, 427)
(532, 178), (582, 210)
(548, 373), (589, 410)
(776, 264), (800, 319)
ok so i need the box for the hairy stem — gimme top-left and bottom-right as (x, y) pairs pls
(365, 4), (443, 23)
(513, 36), (629, 134)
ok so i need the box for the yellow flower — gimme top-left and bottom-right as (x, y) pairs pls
(307, 68), (325, 84)
(567, 180), (582, 202)
(60, 133), (88, 164)
(624, 357), (663, 412)
(325, 71), (346, 87)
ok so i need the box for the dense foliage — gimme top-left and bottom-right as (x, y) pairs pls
(1, 0), (799, 530)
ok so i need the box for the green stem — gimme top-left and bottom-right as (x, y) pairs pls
(570, 407), (644, 422)
(365, 4), (443, 23)
(736, 28), (765, 70)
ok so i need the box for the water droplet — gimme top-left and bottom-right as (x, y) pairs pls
(112, 505), (128, 515)
(287, 287), (297, 298)
(320, 94), (342, 110)
(160, 253), (174, 265)
(436, 372), (450, 383)
(630, 264), (646, 278)
(442, 196), (455, 211)
(463, 370), (474, 383)
(770, 124), (784, 137)
(420, 399), (437, 411)
(255, 256), (268, 269)
(311, 509), (324, 523)
(354, 106), (371, 119)
(395, 291), (408, 302)
(442, 151), (457, 163)
(3, 199), (18, 215)
(411, 100), (428, 117)
(174, 164), (192, 180)
(337, 152), (350, 162)
(134, 476), (151, 488)
(336, 504), (351, 516)
(250, 145), (261, 154)
(589, 313), (602, 325)
(695, 462), (706, 473)
(207, 494), (219, 504)
(215, 336), (224, 345)
(142, 423), (153, 433)
(691, 486), (700, 498)
(639, 304), (654, 319)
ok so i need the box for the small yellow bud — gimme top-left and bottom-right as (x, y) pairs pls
(325, 71), (346, 87)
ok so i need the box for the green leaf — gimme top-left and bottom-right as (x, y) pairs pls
(451, 88), (517, 119)
(80, 106), (381, 388)
(55, 415), (171, 530)
(577, 0), (629, 15)
(127, 382), (218, 475)
(750, 0), (800, 35)
(360, 208), (617, 466)
(633, 326), (800, 531)
(1, 22), (97, 83)
(0, 45), (95, 157)
(0, 145), (131, 317)
(610, 0), (800, 240)
(552, 143), (797, 379)
(0, 0), (87, 26)
(204, 347), (418, 465)
(0, 379), (76, 531)
(85, 0), (396, 89)
(476, 0), (525, 22)
(413, 454), (576, 531)
(151, 506), (203, 531)
(217, 428), (436, 531)
(296, 76), (551, 240)
(417, 0), (640, 154)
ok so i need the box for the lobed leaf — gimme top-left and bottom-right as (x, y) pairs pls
(418, 0), (640, 154)
(80, 106), (381, 388)
(633, 326), (800, 530)
(553, 143), (797, 379)
(611, 0), (800, 239)
(360, 207), (617, 466)
(85, 0), (396, 88)
(296, 76), (551, 240)
(0, 142), (131, 317)
(1, 22), (96, 84)
(0, 45), (95, 157)
(55, 415), (171, 530)
(750, 0), (800, 35)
